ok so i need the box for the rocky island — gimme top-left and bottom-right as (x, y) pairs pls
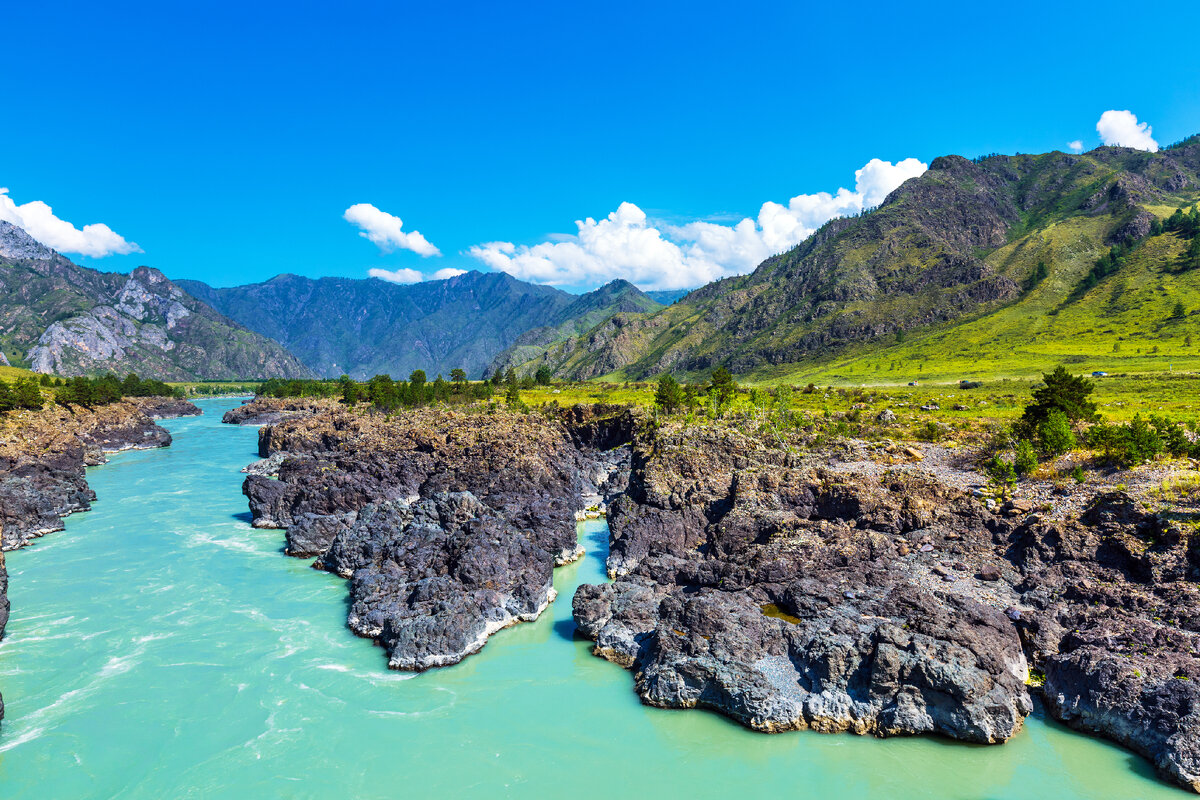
(0, 393), (200, 720)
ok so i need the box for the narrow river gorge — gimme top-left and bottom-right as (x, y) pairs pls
(0, 399), (1187, 798)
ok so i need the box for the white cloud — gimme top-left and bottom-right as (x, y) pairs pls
(0, 187), (141, 257)
(1096, 110), (1158, 152)
(468, 157), (927, 290)
(1067, 140), (1084, 153)
(368, 267), (423, 284)
(344, 203), (440, 256)
(368, 266), (468, 284)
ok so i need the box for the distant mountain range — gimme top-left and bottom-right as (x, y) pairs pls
(0, 221), (311, 380)
(519, 136), (1200, 381)
(9, 136), (1195, 386)
(179, 272), (666, 379)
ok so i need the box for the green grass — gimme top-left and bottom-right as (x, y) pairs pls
(522, 372), (1200, 430)
(0, 365), (41, 382)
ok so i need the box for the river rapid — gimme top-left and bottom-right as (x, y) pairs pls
(0, 399), (1187, 798)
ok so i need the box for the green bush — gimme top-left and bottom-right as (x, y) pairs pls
(986, 455), (1017, 495)
(1014, 439), (1039, 477)
(1087, 415), (1163, 467)
(1037, 409), (1076, 456)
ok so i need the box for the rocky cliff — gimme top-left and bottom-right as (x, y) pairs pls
(0, 220), (312, 379)
(0, 393), (199, 722)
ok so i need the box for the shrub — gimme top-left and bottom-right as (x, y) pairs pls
(1087, 415), (1162, 467)
(1037, 409), (1076, 456)
(1014, 439), (1039, 477)
(1071, 465), (1087, 483)
(986, 455), (1017, 497)
(1149, 415), (1195, 458)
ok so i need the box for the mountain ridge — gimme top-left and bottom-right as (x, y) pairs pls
(0, 221), (312, 380)
(178, 271), (664, 380)
(523, 139), (1200, 381)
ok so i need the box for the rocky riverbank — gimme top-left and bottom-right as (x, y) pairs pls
(224, 396), (1200, 792)
(571, 418), (1200, 793)
(227, 398), (630, 670)
(0, 394), (199, 722)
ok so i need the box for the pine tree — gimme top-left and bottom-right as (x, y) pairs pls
(709, 367), (737, 410)
(1020, 366), (1098, 430)
(654, 374), (682, 415)
(13, 378), (44, 410)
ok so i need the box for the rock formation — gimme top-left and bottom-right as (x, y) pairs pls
(570, 419), (1200, 792)
(229, 399), (626, 668)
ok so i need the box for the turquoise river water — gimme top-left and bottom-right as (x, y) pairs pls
(0, 398), (1187, 798)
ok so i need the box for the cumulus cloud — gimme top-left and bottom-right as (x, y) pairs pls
(344, 203), (441, 256)
(0, 187), (141, 257)
(1096, 110), (1158, 152)
(368, 266), (468, 284)
(468, 157), (927, 290)
(1067, 140), (1084, 153)
(368, 267), (423, 284)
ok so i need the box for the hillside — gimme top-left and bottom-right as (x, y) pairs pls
(487, 279), (663, 374)
(0, 222), (313, 380)
(180, 272), (661, 380)
(530, 138), (1200, 382)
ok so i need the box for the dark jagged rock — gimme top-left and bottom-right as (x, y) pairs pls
(0, 397), (198, 550)
(322, 493), (557, 669)
(221, 398), (324, 426)
(571, 419), (1200, 792)
(230, 398), (623, 668)
(574, 423), (1030, 742)
(1006, 492), (1200, 792)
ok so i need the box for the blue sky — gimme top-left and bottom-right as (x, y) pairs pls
(2, 0), (1199, 292)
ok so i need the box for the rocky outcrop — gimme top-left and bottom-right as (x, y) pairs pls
(221, 398), (326, 426)
(0, 397), (199, 551)
(229, 399), (625, 668)
(323, 493), (558, 669)
(1007, 493), (1200, 792)
(571, 419), (1200, 792)
(0, 220), (53, 261)
(573, 422), (1031, 742)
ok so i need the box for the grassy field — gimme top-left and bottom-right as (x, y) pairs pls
(521, 372), (1200, 430)
(0, 365), (41, 382)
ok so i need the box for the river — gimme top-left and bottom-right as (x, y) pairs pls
(0, 398), (1186, 797)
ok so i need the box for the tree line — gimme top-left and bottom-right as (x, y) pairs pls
(0, 372), (181, 415)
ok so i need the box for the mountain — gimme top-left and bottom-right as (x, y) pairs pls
(528, 137), (1200, 380)
(180, 272), (665, 380)
(0, 221), (313, 380)
(487, 279), (663, 374)
(645, 289), (690, 306)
